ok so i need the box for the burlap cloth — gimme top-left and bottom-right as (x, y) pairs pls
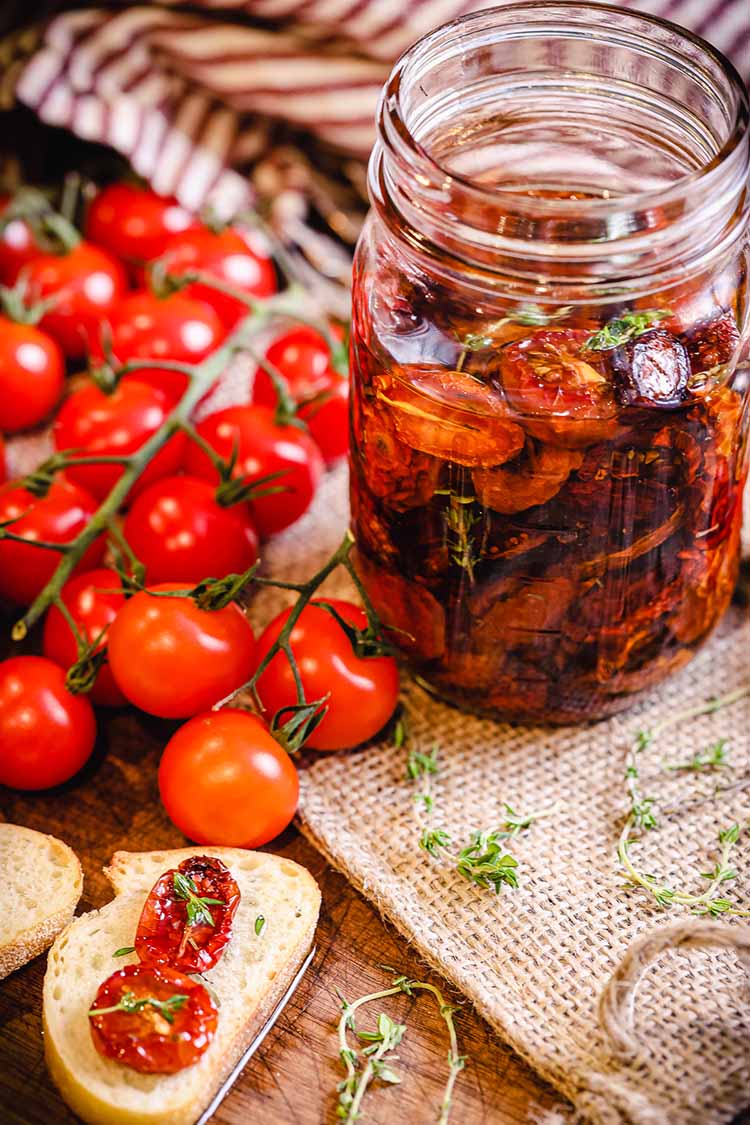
(252, 464), (750, 1125)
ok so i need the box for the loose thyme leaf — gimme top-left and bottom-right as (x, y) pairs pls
(254, 914), (266, 936)
(420, 828), (452, 857)
(455, 832), (519, 893)
(406, 746), (440, 781)
(583, 308), (671, 352)
(113, 946), (135, 958)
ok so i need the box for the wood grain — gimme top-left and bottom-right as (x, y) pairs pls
(0, 703), (568, 1125)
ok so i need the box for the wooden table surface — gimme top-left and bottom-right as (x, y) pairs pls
(0, 702), (568, 1125)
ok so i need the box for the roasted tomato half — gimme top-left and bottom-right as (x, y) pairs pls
(375, 365), (525, 468)
(88, 964), (218, 1074)
(135, 855), (241, 974)
(498, 328), (619, 446)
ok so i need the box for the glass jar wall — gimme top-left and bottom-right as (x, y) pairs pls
(349, 2), (750, 723)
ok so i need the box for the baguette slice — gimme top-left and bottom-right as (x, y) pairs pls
(0, 823), (82, 980)
(44, 847), (321, 1125)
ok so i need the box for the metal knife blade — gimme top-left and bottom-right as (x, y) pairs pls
(195, 945), (317, 1125)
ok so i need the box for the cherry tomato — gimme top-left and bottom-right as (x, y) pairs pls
(299, 374), (350, 464)
(0, 316), (64, 432)
(23, 240), (126, 358)
(92, 290), (226, 402)
(135, 855), (241, 975)
(42, 567), (127, 707)
(53, 379), (186, 501)
(88, 964), (217, 1074)
(254, 326), (350, 464)
(123, 475), (259, 585)
(0, 655), (96, 789)
(158, 709), (298, 847)
(256, 324), (343, 405)
(156, 227), (276, 327)
(185, 405), (324, 537)
(86, 183), (200, 265)
(107, 584), (255, 719)
(0, 478), (104, 605)
(0, 196), (43, 284)
(254, 599), (400, 751)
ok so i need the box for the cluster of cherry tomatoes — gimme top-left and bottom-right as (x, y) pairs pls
(0, 181), (399, 847)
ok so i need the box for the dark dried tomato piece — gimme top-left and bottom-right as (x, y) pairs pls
(471, 575), (576, 638)
(609, 328), (690, 408)
(473, 443), (583, 514)
(135, 855), (240, 975)
(88, 964), (218, 1074)
(680, 309), (740, 374)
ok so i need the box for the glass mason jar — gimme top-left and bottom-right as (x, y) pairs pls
(349, 2), (750, 723)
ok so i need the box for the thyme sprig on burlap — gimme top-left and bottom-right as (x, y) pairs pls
(663, 739), (730, 773)
(420, 803), (558, 894)
(398, 716), (556, 892)
(617, 687), (750, 916)
(406, 742), (439, 815)
(336, 974), (465, 1124)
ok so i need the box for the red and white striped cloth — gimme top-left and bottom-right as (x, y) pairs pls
(15, 1), (750, 214)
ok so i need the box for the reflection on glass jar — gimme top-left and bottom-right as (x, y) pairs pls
(349, 2), (750, 723)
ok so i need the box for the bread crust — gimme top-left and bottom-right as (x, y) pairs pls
(0, 825), (82, 981)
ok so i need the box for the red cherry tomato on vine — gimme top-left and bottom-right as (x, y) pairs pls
(107, 584), (256, 719)
(0, 196), (43, 284)
(255, 324), (344, 405)
(159, 709), (299, 847)
(0, 655), (96, 789)
(0, 316), (64, 432)
(89, 964), (217, 1074)
(53, 379), (186, 501)
(185, 405), (324, 537)
(42, 567), (127, 707)
(92, 290), (226, 402)
(86, 183), (200, 266)
(255, 325), (350, 463)
(254, 599), (400, 751)
(298, 374), (349, 464)
(0, 478), (104, 606)
(123, 475), (259, 585)
(23, 240), (126, 358)
(156, 227), (276, 328)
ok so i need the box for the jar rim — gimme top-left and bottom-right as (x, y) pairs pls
(382, 0), (750, 218)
